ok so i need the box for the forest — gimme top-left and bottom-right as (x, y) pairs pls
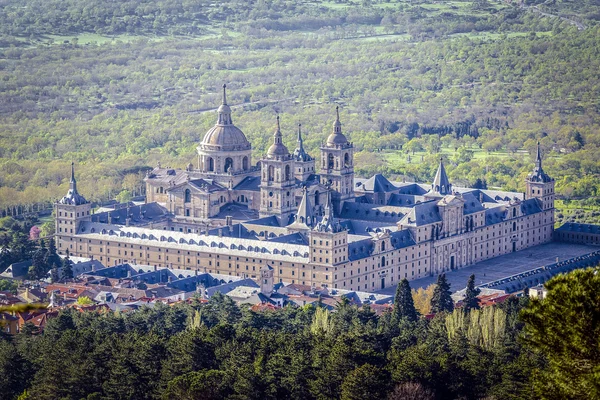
(1, 267), (598, 400)
(0, 0), (599, 225)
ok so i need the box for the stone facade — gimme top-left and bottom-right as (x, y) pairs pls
(55, 89), (555, 292)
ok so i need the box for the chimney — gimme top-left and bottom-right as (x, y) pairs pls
(63, 292), (67, 302)
(127, 269), (132, 278)
(226, 216), (233, 226)
(218, 228), (222, 237)
(479, 192), (484, 204)
(25, 287), (30, 300)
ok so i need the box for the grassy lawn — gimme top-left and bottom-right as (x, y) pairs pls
(382, 146), (520, 165)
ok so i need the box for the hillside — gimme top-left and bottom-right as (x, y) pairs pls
(0, 0), (599, 220)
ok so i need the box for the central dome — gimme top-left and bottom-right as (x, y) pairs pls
(199, 84), (252, 152)
(201, 125), (251, 151)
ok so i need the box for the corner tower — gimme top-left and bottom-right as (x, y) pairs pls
(526, 142), (555, 211)
(55, 163), (91, 254)
(308, 191), (348, 270)
(259, 116), (296, 223)
(320, 107), (354, 209)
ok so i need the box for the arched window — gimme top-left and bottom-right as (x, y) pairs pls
(344, 152), (350, 167)
(381, 241), (385, 252)
(268, 165), (275, 181)
(224, 157), (233, 173)
(242, 156), (249, 171)
(208, 157), (214, 172)
(512, 208), (517, 218)
(513, 221), (517, 231)
(184, 189), (191, 203)
(285, 165), (290, 181)
(314, 190), (320, 206)
(328, 153), (334, 169)
(381, 255), (386, 267)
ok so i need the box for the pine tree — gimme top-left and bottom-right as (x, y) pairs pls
(393, 279), (418, 322)
(62, 249), (73, 280)
(430, 274), (454, 314)
(50, 267), (60, 283)
(463, 274), (481, 312)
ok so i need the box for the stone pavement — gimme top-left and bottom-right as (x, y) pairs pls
(376, 242), (600, 295)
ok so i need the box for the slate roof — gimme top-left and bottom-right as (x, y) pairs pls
(356, 174), (397, 193)
(213, 203), (259, 220)
(0, 260), (32, 279)
(339, 202), (408, 223)
(340, 220), (397, 236)
(462, 192), (486, 215)
(91, 202), (169, 225)
(387, 193), (418, 206)
(399, 201), (442, 226)
(268, 232), (309, 245)
(205, 278), (259, 298)
(556, 222), (600, 234)
(234, 176), (261, 191)
(520, 198), (543, 216)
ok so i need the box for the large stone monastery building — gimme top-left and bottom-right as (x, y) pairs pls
(55, 86), (555, 292)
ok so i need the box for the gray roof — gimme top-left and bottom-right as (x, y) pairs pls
(400, 201), (442, 226)
(268, 232), (309, 245)
(357, 174), (397, 193)
(339, 202), (408, 223)
(205, 278), (259, 298)
(91, 202), (168, 225)
(462, 192), (486, 215)
(233, 176), (261, 191)
(556, 222), (600, 234)
(520, 198), (543, 216)
(213, 203), (259, 220)
(0, 260), (32, 279)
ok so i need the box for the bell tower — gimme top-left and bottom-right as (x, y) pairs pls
(526, 142), (555, 211)
(55, 163), (91, 255)
(320, 107), (354, 211)
(259, 116), (296, 223)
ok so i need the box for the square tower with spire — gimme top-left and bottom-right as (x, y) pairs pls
(55, 163), (91, 254)
(526, 142), (555, 211)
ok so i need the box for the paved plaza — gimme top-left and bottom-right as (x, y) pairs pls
(377, 242), (600, 295)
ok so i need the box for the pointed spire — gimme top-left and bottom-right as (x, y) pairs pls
(431, 157), (452, 195)
(528, 140), (553, 183)
(59, 162), (88, 205)
(315, 188), (341, 233)
(267, 114), (289, 157)
(297, 123), (303, 145)
(327, 106), (348, 146)
(70, 161), (76, 187)
(216, 83), (232, 125)
(293, 122), (312, 162)
(333, 105), (342, 134)
(290, 186), (315, 228)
